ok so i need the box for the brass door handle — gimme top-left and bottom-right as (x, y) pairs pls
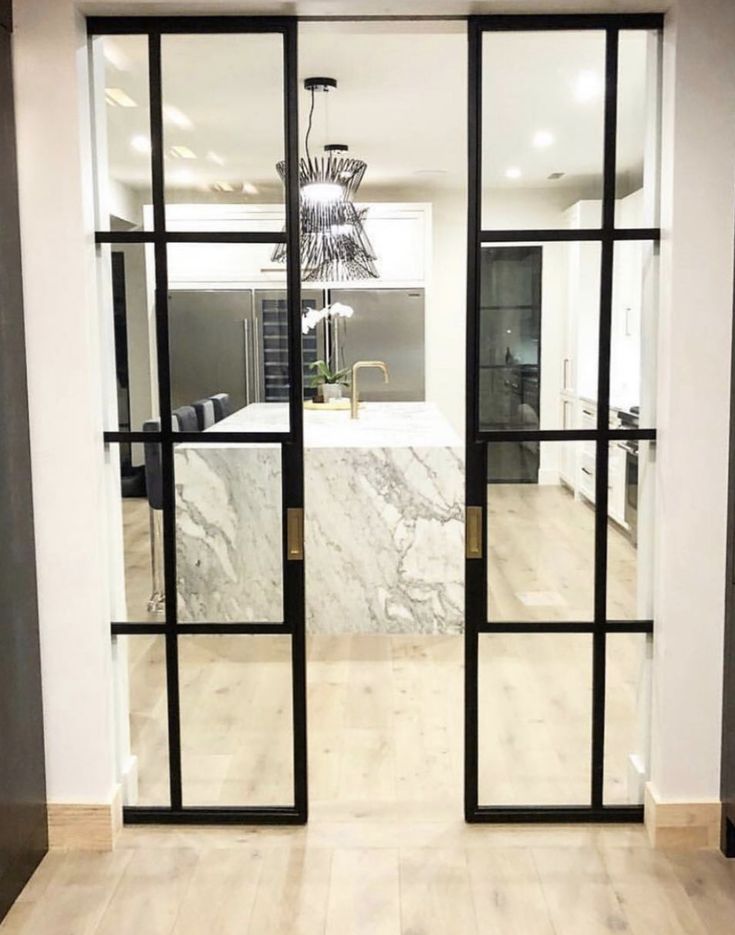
(466, 506), (483, 559)
(287, 508), (304, 560)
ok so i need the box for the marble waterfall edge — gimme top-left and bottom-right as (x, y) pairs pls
(173, 404), (466, 634)
(305, 445), (465, 634)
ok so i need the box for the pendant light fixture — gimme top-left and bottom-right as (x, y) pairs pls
(272, 77), (378, 282)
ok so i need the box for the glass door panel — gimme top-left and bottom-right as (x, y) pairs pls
(92, 18), (306, 824)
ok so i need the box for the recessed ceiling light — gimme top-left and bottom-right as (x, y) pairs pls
(206, 151), (226, 166)
(575, 70), (601, 102)
(505, 167), (522, 180)
(169, 145), (196, 160)
(241, 182), (259, 195)
(163, 105), (193, 130)
(130, 134), (151, 154)
(212, 181), (236, 193)
(105, 88), (137, 108)
(171, 168), (195, 186)
(533, 130), (555, 148)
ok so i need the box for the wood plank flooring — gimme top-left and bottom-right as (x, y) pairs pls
(3, 824), (735, 934)
(2, 486), (712, 934)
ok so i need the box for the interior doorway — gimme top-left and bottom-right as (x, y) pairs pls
(91, 11), (661, 827)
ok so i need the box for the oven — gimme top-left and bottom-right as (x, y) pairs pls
(620, 439), (638, 545)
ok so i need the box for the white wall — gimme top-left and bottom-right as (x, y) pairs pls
(11, 0), (735, 818)
(13, 0), (117, 805)
(650, 0), (735, 803)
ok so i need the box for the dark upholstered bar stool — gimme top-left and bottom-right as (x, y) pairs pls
(210, 392), (231, 423)
(172, 405), (198, 432)
(192, 398), (215, 431)
(143, 419), (164, 615)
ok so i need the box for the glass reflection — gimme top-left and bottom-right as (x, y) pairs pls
(91, 35), (152, 230)
(482, 30), (606, 230)
(478, 242), (601, 434)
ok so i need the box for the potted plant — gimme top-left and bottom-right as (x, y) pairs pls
(308, 359), (351, 403)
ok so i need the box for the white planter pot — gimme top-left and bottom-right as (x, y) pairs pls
(320, 383), (343, 403)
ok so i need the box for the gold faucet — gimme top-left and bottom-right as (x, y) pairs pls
(350, 361), (389, 419)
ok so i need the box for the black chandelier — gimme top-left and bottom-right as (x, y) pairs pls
(272, 77), (378, 282)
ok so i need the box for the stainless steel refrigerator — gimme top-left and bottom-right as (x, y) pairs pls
(168, 288), (324, 411)
(167, 286), (424, 413)
(330, 288), (425, 402)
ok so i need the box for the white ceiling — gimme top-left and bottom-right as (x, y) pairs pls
(100, 19), (655, 201)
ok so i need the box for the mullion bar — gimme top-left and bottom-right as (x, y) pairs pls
(477, 620), (653, 634)
(464, 17), (484, 821)
(106, 428), (657, 445)
(167, 231), (287, 244)
(480, 228), (660, 243)
(473, 428), (656, 442)
(95, 231), (287, 244)
(148, 31), (183, 812)
(590, 27), (620, 810)
(282, 19), (308, 822)
(112, 622), (294, 635)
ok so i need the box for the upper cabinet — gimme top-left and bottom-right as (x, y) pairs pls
(157, 202), (430, 289)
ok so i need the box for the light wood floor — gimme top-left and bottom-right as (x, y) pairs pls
(3, 816), (735, 933)
(2, 489), (733, 933)
(122, 483), (641, 625)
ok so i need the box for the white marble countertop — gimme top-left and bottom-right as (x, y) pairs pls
(195, 401), (462, 449)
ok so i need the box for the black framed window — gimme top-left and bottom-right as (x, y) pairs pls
(465, 13), (662, 823)
(90, 17), (307, 825)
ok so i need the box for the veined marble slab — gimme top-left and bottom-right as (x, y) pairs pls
(175, 445), (283, 623)
(174, 403), (465, 633)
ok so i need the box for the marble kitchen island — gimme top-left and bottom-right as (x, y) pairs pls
(174, 402), (465, 633)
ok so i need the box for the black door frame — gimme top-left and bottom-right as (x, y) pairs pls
(89, 15), (307, 824)
(89, 10), (665, 827)
(465, 12), (662, 823)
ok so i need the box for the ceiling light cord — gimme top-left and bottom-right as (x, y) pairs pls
(305, 88), (316, 161)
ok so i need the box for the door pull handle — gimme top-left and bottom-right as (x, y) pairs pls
(287, 508), (304, 561)
(466, 506), (483, 560)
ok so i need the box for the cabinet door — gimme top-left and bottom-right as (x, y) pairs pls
(362, 209), (426, 282)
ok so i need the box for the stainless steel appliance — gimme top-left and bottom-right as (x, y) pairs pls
(168, 288), (324, 411)
(618, 406), (639, 545)
(168, 289), (254, 411)
(330, 288), (425, 402)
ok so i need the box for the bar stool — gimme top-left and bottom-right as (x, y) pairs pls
(192, 398), (215, 431)
(172, 405), (198, 432)
(143, 419), (164, 615)
(210, 392), (231, 423)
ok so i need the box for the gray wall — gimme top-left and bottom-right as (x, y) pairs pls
(0, 0), (48, 919)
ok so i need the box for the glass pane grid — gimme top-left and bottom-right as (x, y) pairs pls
(93, 21), (303, 821)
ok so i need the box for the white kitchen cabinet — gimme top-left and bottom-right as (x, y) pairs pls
(154, 202), (430, 288)
(608, 441), (628, 528)
(361, 205), (428, 284)
(560, 396), (576, 489)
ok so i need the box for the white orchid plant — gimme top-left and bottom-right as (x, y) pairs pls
(301, 301), (354, 335)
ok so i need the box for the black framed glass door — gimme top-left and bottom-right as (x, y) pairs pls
(465, 13), (662, 822)
(89, 16), (306, 824)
